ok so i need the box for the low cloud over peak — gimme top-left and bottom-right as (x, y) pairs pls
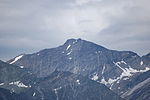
(0, 0), (150, 60)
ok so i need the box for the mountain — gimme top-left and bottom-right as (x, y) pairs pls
(7, 38), (150, 96)
(0, 60), (37, 93)
(122, 70), (150, 100)
(0, 60), (123, 100)
(27, 70), (123, 100)
(111, 53), (150, 96)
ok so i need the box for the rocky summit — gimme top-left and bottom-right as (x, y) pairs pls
(0, 38), (149, 100)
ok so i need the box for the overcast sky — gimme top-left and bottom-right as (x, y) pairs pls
(0, 0), (150, 61)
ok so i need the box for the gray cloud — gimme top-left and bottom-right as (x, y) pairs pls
(0, 0), (150, 61)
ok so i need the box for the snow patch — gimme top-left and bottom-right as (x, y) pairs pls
(10, 55), (24, 64)
(143, 67), (150, 72)
(9, 81), (29, 88)
(33, 92), (36, 96)
(108, 78), (117, 84)
(107, 66), (150, 86)
(53, 87), (62, 91)
(68, 57), (72, 60)
(106, 62), (150, 87)
(76, 80), (80, 85)
(11, 88), (15, 93)
(123, 77), (129, 80)
(98, 61), (150, 91)
(99, 61), (150, 89)
(114, 62), (132, 77)
(67, 51), (72, 55)
(91, 74), (98, 81)
(100, 65), (107, 85)
(66, 44), (71, 50)
(121, 61), (127, 64)
(128, 67), (150, 73)
(0, 83), (4, 85)
(102, 65), (105, 74)
(100, 78), (107, 85)
(140, 61), (143, 65)
(53, 87), (62, 100)
(20, 66), (24, 68)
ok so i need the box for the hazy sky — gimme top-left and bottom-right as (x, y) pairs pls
(0, 0), (150, 61)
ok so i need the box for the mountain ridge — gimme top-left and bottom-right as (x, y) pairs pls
(5, 38), (150, 99)
(0, 60), (124, 100)
(8, 38), (143, 62)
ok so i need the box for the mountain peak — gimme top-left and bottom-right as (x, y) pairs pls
(64, 38), (82, 45)
(64, 38), (107, 51)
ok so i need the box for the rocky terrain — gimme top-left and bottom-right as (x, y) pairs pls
(0, 38), (149, 100)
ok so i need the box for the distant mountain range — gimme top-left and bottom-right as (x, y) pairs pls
(0, 38), (150, 100)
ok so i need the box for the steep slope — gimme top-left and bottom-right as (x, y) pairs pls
(122, 70), (150, 100)
(127, 81), (150, 100)
(7, 39), (150, 96)
(141, 53), (150, 68)
(0, 60), (123, 100)
(111, 53), (150, 96)
(0, 88), (16, 100)
(0, 60), (38, 94)
(27, 70), (124, 100)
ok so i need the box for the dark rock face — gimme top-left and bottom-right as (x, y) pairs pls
(30, 70), (123, 100)
(7, 39), (150, 96)
(121, 70), (150, 100)
(0, 60), (123, 100)
(8, 39), (141, 77)
(0, 88), (16, 100)
(0, 60), (38, 94)
(141, 53), (150, 68)
(127, 83), (150, 100)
